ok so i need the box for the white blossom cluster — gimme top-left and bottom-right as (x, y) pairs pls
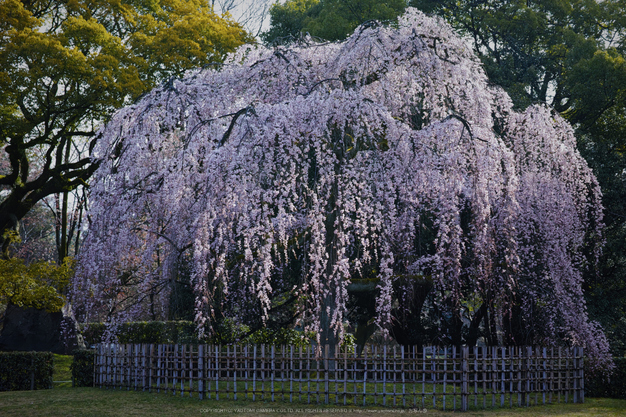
(72, 9), (610, 369)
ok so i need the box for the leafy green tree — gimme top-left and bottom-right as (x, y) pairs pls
(578, 107), (626, 357)
(0, 0), (252, 259)
(262, 0), (320, 42)
(410, 0), (626, 355)
(0, 257), (74, 312)
(410, 0), (618, 112)
(262, 0), (407, 43)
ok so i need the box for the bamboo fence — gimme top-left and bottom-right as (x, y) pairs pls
(93, 344), (584, 411)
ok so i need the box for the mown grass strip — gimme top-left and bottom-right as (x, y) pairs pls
(53, 355), (73, 388)
(1, 386), (626, 417)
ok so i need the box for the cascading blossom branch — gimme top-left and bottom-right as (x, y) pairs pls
(73, 8), (611, 370)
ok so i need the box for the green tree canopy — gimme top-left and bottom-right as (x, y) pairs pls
(410, 0), (626, 122)
(0, 0), (252, 258)
(262, 0), (407, 43)
(0, 257), (74, 311)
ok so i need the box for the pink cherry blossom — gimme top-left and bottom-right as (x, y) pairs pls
(71, 8), (611, 372)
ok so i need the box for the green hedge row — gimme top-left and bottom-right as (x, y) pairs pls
(0, 351), (53, 391)
(586, 357), (626, 399)
(71, 350), (95, 387)
(80, 320), (315, 347)
(81, 321), (198, 346)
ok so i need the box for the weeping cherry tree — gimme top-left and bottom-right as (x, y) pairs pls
(72, 9), (611, 370)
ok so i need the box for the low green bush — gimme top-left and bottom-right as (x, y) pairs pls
(245, 327), (314, 347)
(71, 350), (95, 387)
(80, 321), (199, 346)
(586, 357), (626, 399)
(80, 320), (320, 348)
(0, 351), (53, 391)
(118, 321), (197, 344)
(80, 322), (105, 346)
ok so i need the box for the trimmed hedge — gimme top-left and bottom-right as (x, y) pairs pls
(81, 321), (199, 346)
(80, 320), (315, 347)
(81, 319), (251, 345)
(0, 351), (53, 391)
(245, 328), (316, 348)
(71, 349), (95, 387)
(586, 357), (626, 399)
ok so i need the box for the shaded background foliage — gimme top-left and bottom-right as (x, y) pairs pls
(262, 0), (407, 43)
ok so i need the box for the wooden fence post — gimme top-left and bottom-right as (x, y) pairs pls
(290, 345), (294, 404)
(156, 344), (162, 393)
(90, 345), (95, 388)
(180, 344), (186, 397)
(400, 345), (405, 408)
(381, 345), (386, 407)
(252, 345), (257, 402)
(112, 344), (117, 389)
(149, 344), (154, 393)
(142, 344), (147, 391)
(579, 347), (584, 403)
(271, 345), (276, 402)
(105, 344), (110, 389)
(216, 344), (219, 399)
(574, 347), (584, 404)
(462, 346), (469, 411)
(199, 344), (204, 400)
(233, 345), (238, 401)
(105, 344), (109, 389)
(324, 344), (329, 405)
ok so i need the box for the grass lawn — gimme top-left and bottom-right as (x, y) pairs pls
(1, 387), (626, 417)
(53, 354), (73, 388)
(0, 354), (622, 416)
